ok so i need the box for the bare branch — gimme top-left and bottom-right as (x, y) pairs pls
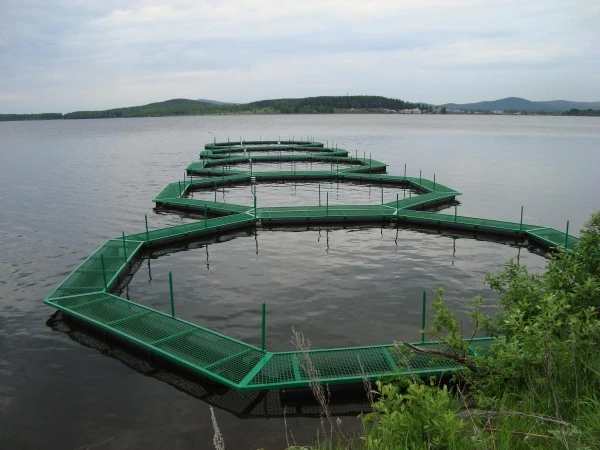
(402, 341), (478, 372)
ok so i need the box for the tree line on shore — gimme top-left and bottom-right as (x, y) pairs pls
(1, 97), (599, 121)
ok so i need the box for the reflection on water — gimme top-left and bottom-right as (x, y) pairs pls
(189, 181), (417, 207)
(124, 224), (547, 352)
(47, 311), (372, 419)
(210, 161), (356, 172)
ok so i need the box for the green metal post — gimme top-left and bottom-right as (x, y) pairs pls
(565, 220), (570, 248)
(169, 271), (175, 318)
(455, 204), (457, 222)
(145, 215), (150, 242)
(421, 291), (427, 343)
(326, 192), (329, 216)
(204, 205), (208, 228)
(369, 153), (372, 170)
(121, 232), (128, 261)
(396, 193), (399, 208)
(254, 188), (257, 220)
(520, 206), (524, 231)
(250, 159), (253, 176)
(319, 184), (321, 206)
(101, 255), (108, 292)
(261, 302), (266, 351)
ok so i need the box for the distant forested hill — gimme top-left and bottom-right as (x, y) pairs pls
(3, 95), (598, 121)
(9, 96), (418, 120)
(247, 95), (417, 113)
(442, 97), (600, 112)
(196, 99), (238, 105)
(0, 113), (63, 121)
(63, 99), (241, 119)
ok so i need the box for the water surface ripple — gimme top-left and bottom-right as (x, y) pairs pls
(0, 115), (598, 449)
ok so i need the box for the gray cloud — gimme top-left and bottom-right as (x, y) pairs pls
(1, 0), (599, 113)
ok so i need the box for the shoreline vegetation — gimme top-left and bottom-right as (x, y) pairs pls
(244, 211), (600, 450)
(2, 96), (599, 121)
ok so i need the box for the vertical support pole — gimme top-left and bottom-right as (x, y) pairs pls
(319, 184), (321, 206)
(326, 192), (329, 216)
(169, 271), (175, 318)
(565, 220), (570, 248)
(261, 302), (266, 351)
(433, 174), (436, 192)
(178, 180), (182, 197)
(254, 187), (257, 220)
(455, 204), (457, 222)
(404, 163), (406, 180)
(421, 291), (427, 343)
(121, 232), (128, 261)
(519, 205), (524, 231)
(381, 185), (384, 205)
(204, 205), (208, 228)
(355, 149), (357, 159)
(145, 215), (150, 242)
(419, 170), (422, 185)
(100, 255), (108, 292)
(369, 153), (372, 170)
(396, 192), (399, 209)
(222, 166), (225, 180)
(214, 184), (217, 202)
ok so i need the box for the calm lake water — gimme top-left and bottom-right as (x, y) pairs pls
(1, 114), (598, 449)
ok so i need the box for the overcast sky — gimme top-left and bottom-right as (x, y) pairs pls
(1, 0), (598, 113)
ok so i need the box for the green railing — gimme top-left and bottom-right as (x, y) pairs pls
(44, 138), (579, 391)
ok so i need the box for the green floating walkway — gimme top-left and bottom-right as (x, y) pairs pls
(45, 138), (580, 392)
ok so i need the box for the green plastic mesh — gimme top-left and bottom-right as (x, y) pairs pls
(125, 214), (254, 243)
(526, 227), (580, 250)
(48, 240), (142, 299)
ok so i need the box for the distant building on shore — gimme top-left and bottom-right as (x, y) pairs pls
(399, 108), (422, 114)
